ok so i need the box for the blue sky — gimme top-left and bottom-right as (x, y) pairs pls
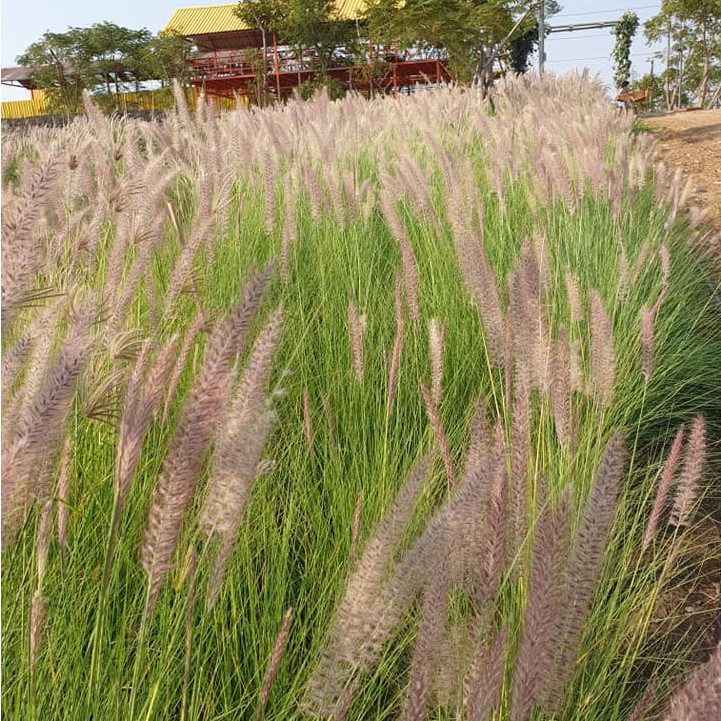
(1, 1), (663, 102)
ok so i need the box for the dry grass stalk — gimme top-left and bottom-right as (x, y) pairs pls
(387, 272), (405, 408)
(140, 362), (235, 617)
(589, 290), (616, 408)
(448, 183), (504, 365)
(503, 314), (514, 404)
(428, 318), (446, 407)
(280, 189), (297, 284)
(1, 332), (32, 414)
(111, 334), (179, 580)
(509, 252), (550, 392)
(1, 152), (61, 328)
(350, 492), (363, 562)
(56, 437), (72, 562)
(551, 326), (571, 448)
(509, 374), (531, 557)
(256, 607), (294, 721)
(162, 312), (206, 424)
(532, 233), (551, 295)
(565, 271), (583, 326)
(668, 415), (705, 528)
(302, 387), (314, 456)
(484, 444), (509, 603)
(420, 381), (456, 487)
(569, 338), (585, 395)
(348, 301), (366, 382)
(204, 407), (272, 610)
(640, 304), (655, 381)
(322, 394), (339, 453)
(618, 248), (630, 299)
(642, 425), (685, 553)
(463, 398), (491, 486)
(632, 241), (651, 287)
(29, 591), (50, 676)
(379, 192), (420, 323)
(5, 300), (63, 437)
(35, 491), (54, 589)
(659, 245), (671, 283)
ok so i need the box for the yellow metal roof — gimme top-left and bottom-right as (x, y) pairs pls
(334, 0), (370, 21)
(164, 2), (370, 36)
(165, 5), (248, 35)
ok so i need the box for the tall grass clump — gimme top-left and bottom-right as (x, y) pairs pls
(2, 74), (720, 720)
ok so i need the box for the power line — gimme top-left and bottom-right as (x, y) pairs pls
(545, 52), (657, 64)
(553, 4), (660, 20)
(551, 33), (613, 41)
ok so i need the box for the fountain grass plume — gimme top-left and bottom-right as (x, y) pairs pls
(302, 453), (434, 717)
(2, 304), (95, 544)
(642, 425), (685, 553)
(140, 268), (273, 618)
(200, 306), (284, 610)
(546, 433), (628, 709)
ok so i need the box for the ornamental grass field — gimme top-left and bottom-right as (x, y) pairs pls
(2, 74), (720, 720)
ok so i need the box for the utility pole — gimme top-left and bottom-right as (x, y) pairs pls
(538, 1), (546, 74)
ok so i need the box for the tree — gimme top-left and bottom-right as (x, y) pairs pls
(235, 0), (284, 105)
(82, 23), (153, 106)
(17, 29), (87, 115)
(17, 23), (159, 114)
(645, 0), (721, 107)
(141, 31), (193, 91)
(636, 72), (665, 112)
(611, 11), (640, 89)
(278, 0), (357, 78)
(363, 1), (550, 92)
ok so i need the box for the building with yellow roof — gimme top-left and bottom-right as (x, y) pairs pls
(164, 1), (449, 101)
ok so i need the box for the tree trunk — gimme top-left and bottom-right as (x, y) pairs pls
(664, 23), (671, 111)
(698, 20), (709, 108)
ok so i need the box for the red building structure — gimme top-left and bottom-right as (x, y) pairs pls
(164, 2), (453, 101)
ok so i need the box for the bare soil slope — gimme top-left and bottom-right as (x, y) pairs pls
(645, 110), (721, 231)
(643, 110), (721, 679)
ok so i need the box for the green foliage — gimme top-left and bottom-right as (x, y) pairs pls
(141, 31), (194, 90)
(235, 0), (284, 33)
(644, 0), (721, 107)
(363, 0), (517, 85)
(16, 29), (87, 115)
(16, 23), (184, 114)
(507, 23), (539, 74)
(612, 11), (640, 88)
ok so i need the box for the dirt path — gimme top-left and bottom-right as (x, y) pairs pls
(642, 110), (721, 682)
(643, 110), (721, 232)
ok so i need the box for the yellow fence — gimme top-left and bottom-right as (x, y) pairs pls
(2, 88), (243, 120)
(2, 96), (51, 119)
